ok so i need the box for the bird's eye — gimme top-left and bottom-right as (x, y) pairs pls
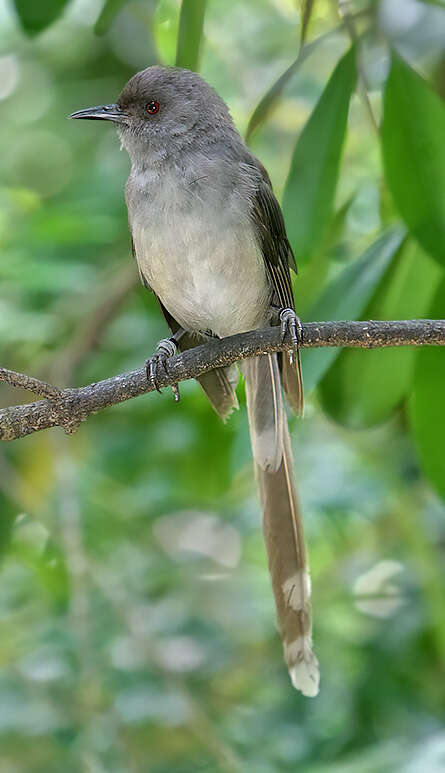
(146, 100), (160, 115)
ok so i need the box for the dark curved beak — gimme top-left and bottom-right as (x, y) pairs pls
(69, 104), (126, 123)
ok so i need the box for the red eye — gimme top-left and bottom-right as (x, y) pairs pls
(146, 100), (160, 115)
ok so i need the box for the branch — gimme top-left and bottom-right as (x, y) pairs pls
(1, 319), (444, 443)
(0, 368), (63, 399)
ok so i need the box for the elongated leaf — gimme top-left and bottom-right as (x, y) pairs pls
(302, 227), (405, 392)
(294, 196), (355, 314)
(13, 0), (70, 35)
(175, 0), (206, 72)
(433, 54), (445, 100)
(282, 46), (356, 267)
(94, 0), (128, 35)
(410, 279), (445, 499)
(318, 241), (441, 428)
(300, 0), (315, 47)
(0, 493), (15, 563)
(381, 54), (445, 267)
(154, 0), (179, 65)
(246, 60), (303, 144)
(245, 27), (340, 143)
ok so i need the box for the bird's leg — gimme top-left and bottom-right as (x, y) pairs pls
(145, 329), (185, 401)
(279, 308), (303, 365)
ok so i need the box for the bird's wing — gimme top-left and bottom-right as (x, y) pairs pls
(131, 235), (152, 292)
(249, 164), (297, 312)
(249, 163), (303, 415)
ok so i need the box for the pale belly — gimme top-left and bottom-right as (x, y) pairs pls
(132, 213), (270, 338)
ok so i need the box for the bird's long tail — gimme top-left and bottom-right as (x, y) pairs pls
(242, 354), (319, 697)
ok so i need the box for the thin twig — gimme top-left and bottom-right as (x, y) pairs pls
(0, 367), (63, 399)
(0, 319), (444, 443)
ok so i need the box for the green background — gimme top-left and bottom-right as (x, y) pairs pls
(1, 0), (445, 770)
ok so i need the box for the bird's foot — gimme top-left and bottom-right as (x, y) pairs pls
(280, 308), (302, 365)
(145, 337), (180, 402)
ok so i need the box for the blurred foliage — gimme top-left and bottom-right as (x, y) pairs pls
(12, 0), (71, 36)
(1, 0), (445, 771)
(175, 0), (206, 71)
(282, 45), (356, 266)
(381, 53), (445, 266)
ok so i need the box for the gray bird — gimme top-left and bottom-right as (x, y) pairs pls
(70, 66), (319, 696)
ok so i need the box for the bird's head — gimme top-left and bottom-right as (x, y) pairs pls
(70, 65), (234, 164)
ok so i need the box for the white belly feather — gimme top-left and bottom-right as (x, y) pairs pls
(129, 168), (270, 338)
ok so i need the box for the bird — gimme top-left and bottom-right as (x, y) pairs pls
(70, 65), (319, 697)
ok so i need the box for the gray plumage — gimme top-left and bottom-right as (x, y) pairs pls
(70, 65), (319, 695)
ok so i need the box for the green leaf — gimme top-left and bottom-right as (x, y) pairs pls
(417, 0), (445, 6)
(154, 0), (179, 65)
(282, 46), (356, 267)
(13, 0), (70, 36)
(0, 494), (15, 563)
(246, 59), (302, 144)
(294, 196), (355, 314)
(299, 0), (315, 47)
(94, 0), (128, 35)
(410, 278), (445, 499)
(175, 0), (206, 72)
(302, 227), (405, 392)
(318, 241), (442, 428)
(381, 54), (445, 267)
(245, 27), (340, 143)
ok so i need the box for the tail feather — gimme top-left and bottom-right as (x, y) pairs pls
(282, 349), (304, 417)
(242, 355), (283, 472)
(244, 354), (319, 697)
(197, 364), (239, 422)
(177, 331), (239, 422)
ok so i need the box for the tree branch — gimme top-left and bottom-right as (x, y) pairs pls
(1, 319), (444, 443)
(0, 368), (63, 399)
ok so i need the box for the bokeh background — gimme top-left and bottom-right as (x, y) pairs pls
(1, 0), (445, 770)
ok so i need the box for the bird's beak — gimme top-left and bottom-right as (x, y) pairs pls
(69, 104), (126, 123)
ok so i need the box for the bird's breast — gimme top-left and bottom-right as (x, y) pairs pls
(128, 170), (270, 337)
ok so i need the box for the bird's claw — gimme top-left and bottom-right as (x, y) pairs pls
(145, 337), (180, 401)
(280, 308), (302, 365)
